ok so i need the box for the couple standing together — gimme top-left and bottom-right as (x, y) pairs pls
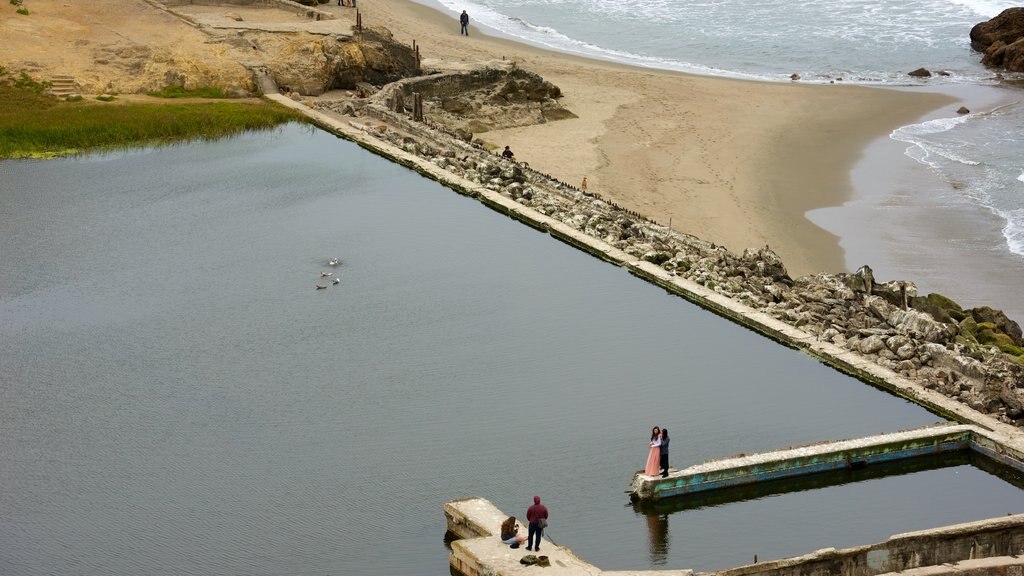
(644, 426), (670, 478)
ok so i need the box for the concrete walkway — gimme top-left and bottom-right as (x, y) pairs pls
(444, 498), (691, 576)
(445, 498), (1024, 576)
(630, 424), (982, 501)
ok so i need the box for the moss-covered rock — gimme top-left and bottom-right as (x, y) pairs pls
(967, 305), (1023, 345)
(955, 334), (980, 349)
(959, 316), (979, 338)
(976, 322), (999, 345)
(996, 341), (1024, 357)
(911, 292), (965, 324)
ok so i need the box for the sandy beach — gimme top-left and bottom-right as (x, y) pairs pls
(353, 0), (956, 277)
(1, 0), (957, 277)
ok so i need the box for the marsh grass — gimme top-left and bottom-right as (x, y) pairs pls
(0, 73), (306, 158)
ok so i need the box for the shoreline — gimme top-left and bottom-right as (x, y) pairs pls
(358, 0), (957, 276)
(0, 0), (959, 277)
(811, 83), (1024, 322)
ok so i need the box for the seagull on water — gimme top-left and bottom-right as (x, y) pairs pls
(315, 284), (327, 290)
(321, 271), (333, 277)
(332, 278), (340, 285)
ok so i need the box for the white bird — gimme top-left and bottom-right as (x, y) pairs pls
(315, 283), (327, 290)
(328, 258), (340, 266)
(321, 271), (333, 277)
(332, 278), (340, 285)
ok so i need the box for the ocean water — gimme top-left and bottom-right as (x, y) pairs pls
(429, 0), (1024, 320)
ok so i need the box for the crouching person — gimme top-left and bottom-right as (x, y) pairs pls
(500, 516), (527, 548)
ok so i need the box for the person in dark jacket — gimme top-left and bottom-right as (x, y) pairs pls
(460, 10), (470, 35)
(525, 495), (548, 551)
(659, 428), (670, 477)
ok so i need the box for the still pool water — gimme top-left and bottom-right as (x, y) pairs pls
(1, 124), (1020, 575)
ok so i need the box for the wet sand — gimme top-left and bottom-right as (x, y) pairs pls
(352, 0), (956, 276)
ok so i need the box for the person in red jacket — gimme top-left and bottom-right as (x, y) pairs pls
(526, 495), (549, 552)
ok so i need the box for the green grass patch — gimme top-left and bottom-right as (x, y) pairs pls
(0, 100), (307, 158)
(0, 72), (307, 158)
(147, 85), (228, 99)
(11, 71), (50, 93)
(95, 95), (117, 102)
(16, 7), (28, 14)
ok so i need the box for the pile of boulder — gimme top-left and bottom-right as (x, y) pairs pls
(325, 66), (1024, 426)
(971, 8), (1024, 73)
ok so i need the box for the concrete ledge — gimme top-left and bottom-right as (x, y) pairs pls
(160, 0), (336, 20)
(445, 498), (601, 576)
(444, 497), (506, 540)
(445, 498), (1024, 576)
(630, 424), (979, 502)
(714, 515), (1024, 576)
(631, 424), (1024, 503)
(452, 535), (601, 576)
(874, 556), (1024, 576)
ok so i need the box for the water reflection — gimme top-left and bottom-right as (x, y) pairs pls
(646, 512), (669, 565)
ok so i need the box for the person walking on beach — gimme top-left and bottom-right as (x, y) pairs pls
(502, 145), (514, 160)
(526, 496), (548, 552)
(659, 428), (670, 478)
(581, 176), (587, 192)
(460, 10), (470, 36)
(644, 426), (661, 476)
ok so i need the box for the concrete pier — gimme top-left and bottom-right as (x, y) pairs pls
(629, 424), (1024, 503)
(260, 93), (1024, 576)
(444, 497), (692, 576)
(445, 497), (1024, 576)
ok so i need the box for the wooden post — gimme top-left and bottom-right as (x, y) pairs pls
(415, 45), (421, 72)
(413, 93), (423, 121)
(356, 10), (362, 32)
(394, 92), (404, 113)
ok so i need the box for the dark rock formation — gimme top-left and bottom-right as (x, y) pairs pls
(970, 8), (1024, 72)
(908, 67), (932, 77)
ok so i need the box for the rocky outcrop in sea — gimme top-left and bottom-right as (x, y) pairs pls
(971, 7), (1024, 72)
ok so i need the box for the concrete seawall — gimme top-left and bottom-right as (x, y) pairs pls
(710, 515), (1024, 576)
(265, 92), (1024, 444)
(445, 498), (1024, 576)
(629, 424), (1024, 502)
(259, 87), (1024, 576)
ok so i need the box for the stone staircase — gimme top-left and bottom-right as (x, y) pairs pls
(49, 75), (80, 99)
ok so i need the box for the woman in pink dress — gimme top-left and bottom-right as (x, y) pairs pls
(644, 426), (661, 476)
